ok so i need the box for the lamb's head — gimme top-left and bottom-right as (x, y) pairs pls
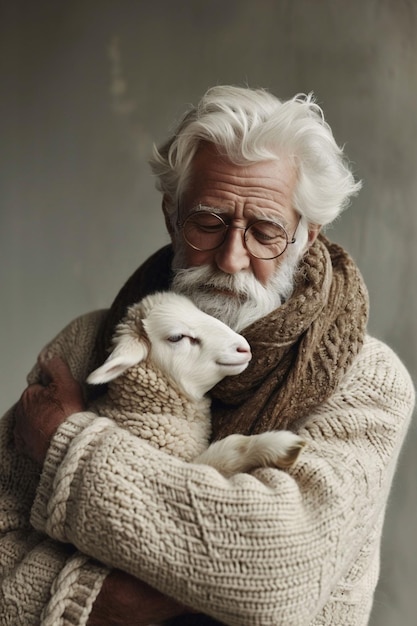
(87, 292), (252, 400)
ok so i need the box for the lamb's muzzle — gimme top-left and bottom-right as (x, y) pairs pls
(215, 341), (251, 374)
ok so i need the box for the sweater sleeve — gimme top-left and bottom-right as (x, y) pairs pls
(0, 311), (110, 626)
(30, 337), (415, 626)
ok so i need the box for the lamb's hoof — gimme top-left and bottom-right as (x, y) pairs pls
(243, 430), (305, 469)
(273, 431), (306, 467)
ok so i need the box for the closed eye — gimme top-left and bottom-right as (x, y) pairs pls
(167, 334), (201, 345)
(167, 334), (185, 343)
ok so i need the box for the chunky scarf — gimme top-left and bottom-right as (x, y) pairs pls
(94, 235), (369, 442)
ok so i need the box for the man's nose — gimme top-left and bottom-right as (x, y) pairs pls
(214, 226), (251, 274)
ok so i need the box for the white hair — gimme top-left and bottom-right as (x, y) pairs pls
(149, 85), (361, 230)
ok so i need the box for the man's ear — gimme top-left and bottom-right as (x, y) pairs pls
(307, 224), (321, 247)
(162, 194), (176, 241)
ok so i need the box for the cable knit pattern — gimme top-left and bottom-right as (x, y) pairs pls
(45, 417), (114, 543)
(40, 554), (106, 626)
(29, 329), (414, 625)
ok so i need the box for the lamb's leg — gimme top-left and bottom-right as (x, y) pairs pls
(194, 431), (306, 478)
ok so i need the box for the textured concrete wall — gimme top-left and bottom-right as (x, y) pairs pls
(1, 1), (416, 623)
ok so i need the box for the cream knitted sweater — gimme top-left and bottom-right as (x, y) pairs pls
(0, 309), (414, 626)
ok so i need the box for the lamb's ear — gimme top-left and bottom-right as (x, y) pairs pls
(87, 337), (149, 384)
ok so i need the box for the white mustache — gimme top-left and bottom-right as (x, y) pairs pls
(177, 266), (265, 300)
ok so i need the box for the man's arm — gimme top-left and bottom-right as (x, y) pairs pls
(23, 338), (415, 625)
(12, 356), (195, 625)
(5, 310), (189, 626)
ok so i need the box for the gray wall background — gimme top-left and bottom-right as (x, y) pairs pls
(1, 1), (416, 624)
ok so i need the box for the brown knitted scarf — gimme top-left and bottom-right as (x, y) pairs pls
(94, 235), (369, 443)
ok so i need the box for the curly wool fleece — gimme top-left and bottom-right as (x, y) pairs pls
(91, 360), (211, 461)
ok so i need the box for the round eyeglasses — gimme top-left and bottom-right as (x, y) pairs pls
(178, 209), (299, 260)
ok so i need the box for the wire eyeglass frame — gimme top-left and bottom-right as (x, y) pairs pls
(177, 206), (300, 260)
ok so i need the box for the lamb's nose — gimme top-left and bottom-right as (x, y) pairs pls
(237, 342), (252, 359)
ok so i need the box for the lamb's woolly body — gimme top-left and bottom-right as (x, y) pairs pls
(91, 359), (211, 460)
(87, 292), (252, 465)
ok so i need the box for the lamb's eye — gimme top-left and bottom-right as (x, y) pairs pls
(167, 334), (184, 343)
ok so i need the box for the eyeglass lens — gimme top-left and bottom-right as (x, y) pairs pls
(182, 212), (289, 259)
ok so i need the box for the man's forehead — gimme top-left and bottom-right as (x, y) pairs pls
(183, 144), (297, 209)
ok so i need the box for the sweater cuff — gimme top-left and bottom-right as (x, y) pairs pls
(31, 412), (113, 540)
(41, 552), (110, 626)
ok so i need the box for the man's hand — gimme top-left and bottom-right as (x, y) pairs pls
(14, 356), (85, 466)
(88, 569), (191, 626)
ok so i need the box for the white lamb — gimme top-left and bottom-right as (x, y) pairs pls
(87, 292), (305, 477)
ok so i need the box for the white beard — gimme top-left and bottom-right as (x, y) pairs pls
(171, 247), (303, 332)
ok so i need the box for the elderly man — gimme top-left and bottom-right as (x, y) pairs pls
(3, 86), (415, 626)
